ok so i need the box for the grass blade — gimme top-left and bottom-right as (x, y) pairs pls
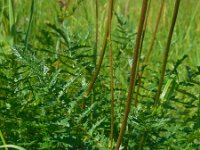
(24, 0), (34, 52)
(0, 145), (26, 150)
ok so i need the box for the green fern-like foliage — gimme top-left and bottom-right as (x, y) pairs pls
(0, 1), (200, 149)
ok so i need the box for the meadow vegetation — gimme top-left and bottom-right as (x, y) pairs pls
(0, 0), (200, 149)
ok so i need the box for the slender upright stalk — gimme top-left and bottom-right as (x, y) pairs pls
(154, 0), (180, 106)
(135, 0), (165, 106)
(134, 0), (151, 107)
(85, 0), (113, 97)
(82, 0), (99, 109)
(0, 130), (8, 150)
(137, 134), (145, 150)
(109, 39), (115, 150)
(95, 0), (98, 65)
(139, 0), (151, 55)
(115, 1), (148, 149)
(124, 0), (130, 17)
(108, 0), (114, 148)
(125, 0), (151, 146)
(24, 0), (35, 52)
(8, 0), (15, 36)
(90, 0), (99, 110)
(162, 1), (166, 26)
(198, 92), (200, 127)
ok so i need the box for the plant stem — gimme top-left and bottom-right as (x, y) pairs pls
(135, 0), (165, 107)
(154, 0), (180, 106)
(108, 0), (114, 148)
(124, 0), (130, 17)
(95, 0), (98, 66)
(85, 0), (113, 97)
(90, 0), (99, 113)
(137, 134), (145, 150)
(115, 1), (148, 149)
(134, 0), (151, 107)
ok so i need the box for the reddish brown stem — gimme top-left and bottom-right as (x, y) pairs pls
(154, 0), (180, 106)
(134, 0), (151, 107)
(108, 1), (114, 149)
(135, 0), (165, 107)
(114, 0), (148, 149)
(85, 0), (113, 97)
(109, 20), (114, 150)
